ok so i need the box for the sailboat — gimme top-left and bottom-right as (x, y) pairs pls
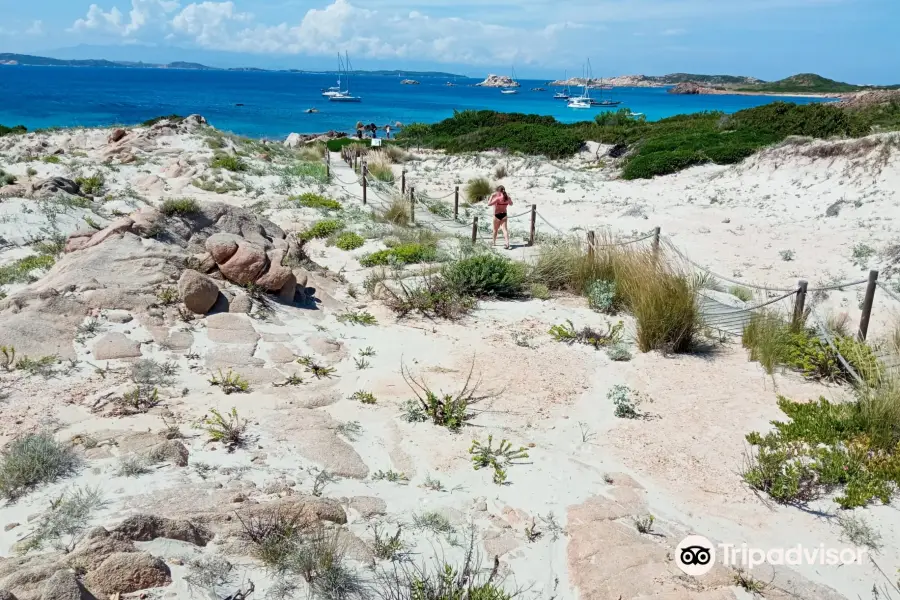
(329, 51), (362, 103)
(568, 64), (594, 108)
(501, 66), (519, 94)
(321, 54), (344, 98)
(591, 77), (622, 107)
(553, 70), (571, 99)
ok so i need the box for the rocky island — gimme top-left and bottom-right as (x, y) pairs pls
(475, 74), (519, 88)
(400, 79), (420, 85)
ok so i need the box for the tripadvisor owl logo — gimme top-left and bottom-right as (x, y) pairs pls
(676, 535), (716, 576)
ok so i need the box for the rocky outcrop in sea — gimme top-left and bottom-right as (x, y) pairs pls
(475, 74), (519, 88)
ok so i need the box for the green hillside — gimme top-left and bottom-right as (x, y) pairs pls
(657, 73), (763, 85)
(738, 73), (862, 93)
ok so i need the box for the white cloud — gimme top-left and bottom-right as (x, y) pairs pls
(165, 0), (573, 66)
(72, 0), (180, 36)
(662, 28), (687, 36)
(170, 1), (251, 45)
(26, 20), (45, 36)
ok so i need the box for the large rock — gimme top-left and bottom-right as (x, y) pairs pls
(108, 129), (127, 143)
(147, 440), (189, 467)
(65, 528), (137, 573)
(204, 233), (241, 263)
(30, 177), (81, 198)
(255, 250), (293, 292)
(278, 273), (298, 303)
(83, 552), (170, 596)
(0, 590), (18, 600)
(206, 313), (259, 344)
(284, 133), (303, 148)
(65, 217), (134, 253)
(92, 333), (141, 360)
(113, 514), (213, 547)
(39, 570), (95, 600)
(129, 207), (161, 237)
(218, 241), (267, 286)
(178, 269), (219, 314)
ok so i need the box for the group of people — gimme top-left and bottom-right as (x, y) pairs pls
(355, 122), (391, 140)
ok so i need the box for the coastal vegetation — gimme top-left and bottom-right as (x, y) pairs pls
(735, 73), (862, 94)
(398, 101), (900, 178)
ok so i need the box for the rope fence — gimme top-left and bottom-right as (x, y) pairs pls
(331, 147), (900, 351)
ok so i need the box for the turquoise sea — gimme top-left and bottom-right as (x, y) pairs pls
(0, 66), (833, 139)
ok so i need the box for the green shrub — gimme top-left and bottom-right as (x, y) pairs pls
(382, 196), (411, 226)
(283, 162), (329, 182)
(0, 433), (79, 500)
(0, 124), (27, 137)
(729, 285), (753, 302)
(210, 153), (246, 172)
(587, 280), (618, 313)
(360, 242), (437, 267)
(75, 173), (104, 196)
(442, 254), (526, 298)
(622, 150), (708, 179)
(42, 156), (61, 164)
(334, 231), (364, 251)
(292, 193), (342, 211)
(301, 219), (344, 241)
(0, 170), (16, 186)
(743, 389), (900, 508)
(141, 115), (184, 127)
(368, 163), (395, 183)
(0, 254), (56, 286)
(402, 363), (484, 432)
(465, 177), (493, 203)
(160, 197), (200, 216)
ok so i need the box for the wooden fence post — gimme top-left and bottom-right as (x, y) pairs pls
(529, 205), (537, 246)
(652, 226), (661, 255)
(362, 163), (368, 206)
(587, 231), (596, 261)
(354, 150), (359, 172)
(454, 186), (459, 220)
(401, 170), (406, 194)
(471, 216), (478, 244)
(792, 280), (808, 329)
(409, 187), (415, 224)
(858, 270), (879, 341)
(326, 161), (330, 180)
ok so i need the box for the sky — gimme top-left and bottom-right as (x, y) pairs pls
(0, 0), (897, 83)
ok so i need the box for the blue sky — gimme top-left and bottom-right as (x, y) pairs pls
(0, 0), (897, 83)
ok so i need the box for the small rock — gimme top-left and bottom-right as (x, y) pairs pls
(113, 514), (213, 547)
(83, 551), (171, 596)
(178, 269), (220, 315)
(218, 241), (268, 286)
(228, 292), (253, 314)
(722, 218), (731, 223)
(3, 522), (20, 531)
(40, 569), (92, 600)
(147, 440), (189, 467)
(109, 128), (127, 143)
(92, 332), (142, 360)
(105, 310), (133, 324)
(232, 493), (247, 503)
(0, 590), (19, 600)
(204, 233), (242, 264)
(474, 500), (488, 512)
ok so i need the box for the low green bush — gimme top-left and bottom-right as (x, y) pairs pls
(465, 177), (493, 203)
(360, 242), (437, 267)
(160, 197), (200, 216)
(0, 433), (79, 500)
(301, 219), (344, 241)
(743, 383), (900, 508)
(622, 150), (708, 179)
(210, 153), (246, 172)
(75, 173), (104, 196)
(442, 254), (526, 298)
(291, 192), (342, 211)
(334, 231), (364, 251)
(141, 115), (184, 127)
(0, 124), (27, 137)
(0, 254), (56, 286)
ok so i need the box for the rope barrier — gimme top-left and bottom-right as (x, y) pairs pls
(665, 239), (868, 294)
(586, 231), (657, 249)
(699, 289), (798, 316)
(876, 281), (900, 305)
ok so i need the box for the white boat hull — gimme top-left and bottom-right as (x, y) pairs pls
(330, 96), (362, 103)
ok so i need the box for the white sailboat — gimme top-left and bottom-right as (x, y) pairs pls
(554, 70), (570, 100)
(322, 54), (345, 97)
(501, 66), (519, 94)
(568, 64), (594, 108)
(329, 51), (362, 103)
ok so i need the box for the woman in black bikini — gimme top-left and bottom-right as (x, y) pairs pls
(488, 186), (513, 249)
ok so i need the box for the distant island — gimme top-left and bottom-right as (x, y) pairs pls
(551, 72), (899, 96)
(667, 73), (900, 96)
(0, 53), (466, 79)
(476, 75), (520, 88)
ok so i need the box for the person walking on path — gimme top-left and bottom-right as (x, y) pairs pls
(488, 185), (513, 249)
(385, 125), (392, 139)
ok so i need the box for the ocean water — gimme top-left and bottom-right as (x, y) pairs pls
(0, 66), (833, 139)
